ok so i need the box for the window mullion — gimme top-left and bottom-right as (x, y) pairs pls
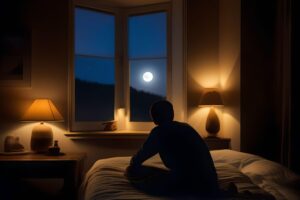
(129, 57), (167, 60)
(115, 9), (124, 110)
(75, 54), (115, 59)
(123, 9), (130, 122)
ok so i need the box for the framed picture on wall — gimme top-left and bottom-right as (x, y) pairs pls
(0, 0), (31, 87)
(0, 33), (31, 87)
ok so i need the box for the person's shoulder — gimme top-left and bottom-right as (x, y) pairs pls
(174, 121), (193, 128)
(150, 126), (161, 134)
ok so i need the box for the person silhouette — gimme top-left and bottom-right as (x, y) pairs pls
(125, 100), (220, 197)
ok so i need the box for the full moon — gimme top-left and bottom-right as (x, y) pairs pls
(143, 72), (153, 82)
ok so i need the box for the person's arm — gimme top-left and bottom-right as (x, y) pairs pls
(129, 128), (160, 168)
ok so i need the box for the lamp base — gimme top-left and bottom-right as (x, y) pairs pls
(206, 107), (220, 137)
(31, 123), (53, 153)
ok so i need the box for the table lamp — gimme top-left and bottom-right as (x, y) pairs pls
(199, 91), (223, 138)
(22, 99), (63, 153)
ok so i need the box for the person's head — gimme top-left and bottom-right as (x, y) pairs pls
(150, 100), (174, 125)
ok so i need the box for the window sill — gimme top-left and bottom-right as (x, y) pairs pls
(64, 130), (149, 139)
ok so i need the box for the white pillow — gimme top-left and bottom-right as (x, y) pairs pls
(241, 159), (299, 184)
(211, 150), (300, 200)
(240, 157), (300, 200)
(211, 150), (261, 169)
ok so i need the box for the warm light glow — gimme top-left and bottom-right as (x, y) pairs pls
(117, 108), (126, 130)
(22, 99), (63, 121)
(198, 76), (220, 88)
(188, 107), (210, 137)
(143, 72), (153, 82)
(188, 67), (220, 88)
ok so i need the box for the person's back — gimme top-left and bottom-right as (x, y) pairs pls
(153, 121), (219, 194)
(126, 100), (220, 197)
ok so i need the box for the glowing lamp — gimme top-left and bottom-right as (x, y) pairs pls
(199, 91), (223, 138)
(22, 99), (63, 153)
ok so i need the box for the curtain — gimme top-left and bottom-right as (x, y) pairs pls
(276, 0), (292, 169)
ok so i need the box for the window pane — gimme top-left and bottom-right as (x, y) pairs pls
(128, 12), (167, 58)
(130, 59), (166, 121)
(75, 55), (115, 84)
(75, 56), (115, 121)
(75, 7), (115, 57)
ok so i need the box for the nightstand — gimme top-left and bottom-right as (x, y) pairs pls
(204, 137), (231, 150)
(0, 152), (86, 200)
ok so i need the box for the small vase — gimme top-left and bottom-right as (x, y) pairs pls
(48, 140), (60, 155)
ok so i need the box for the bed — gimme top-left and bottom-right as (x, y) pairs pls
(79, 150), (300, 200)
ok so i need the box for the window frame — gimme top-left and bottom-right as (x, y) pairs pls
(69, 0), (171, 132)
(123, 4), (172, 130)
(70, 1), (122, 131)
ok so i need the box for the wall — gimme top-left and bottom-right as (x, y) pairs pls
(186, 0), (241, 150)
(219, 0), (241, 150)
(186, 0), (220, 136)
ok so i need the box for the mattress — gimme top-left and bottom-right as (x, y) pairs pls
(79, 150), (300, 200)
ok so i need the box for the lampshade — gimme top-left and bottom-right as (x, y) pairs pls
(199, 91), (223, 107)
(22, 99), (63, 153)
(22, 99), (63, 121)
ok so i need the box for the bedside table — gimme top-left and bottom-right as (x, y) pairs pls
(204, 137), (231, 150)
(0, 152), (86, 200)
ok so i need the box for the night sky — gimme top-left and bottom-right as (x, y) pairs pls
(75, 8), (115, 85)
(75, 8), (166, 96)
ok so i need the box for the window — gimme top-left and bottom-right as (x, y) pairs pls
(71, 3), (170, 131)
